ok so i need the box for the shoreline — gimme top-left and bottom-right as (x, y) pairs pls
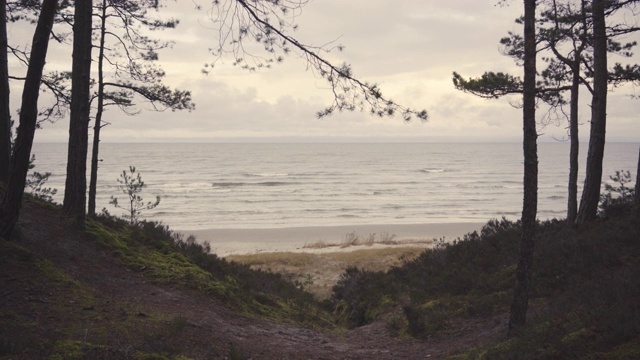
(179, 222), (484, 256)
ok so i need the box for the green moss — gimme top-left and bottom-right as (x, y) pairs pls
(1, 238), (94, 312)
(85, 220), (128, 252)
(561, 327), (595, 346)
(595, 338), (640, 359)
(132, 352), (193, 359)
(84, 218), (333, 328)
(132, 354), (172, 360)
(475, 338), (518, 360)
(38, 259), (80, 287)
(48, 340), (104, 360)
(461, 290), (511, 317)
(47, 340), (194, 360)
(0, 238), (36, 262)
(422, 299), (441, 310)
(86, 220), (213, 288)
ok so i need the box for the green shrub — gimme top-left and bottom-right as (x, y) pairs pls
(331, 266), (398, 327)
(600, 170), (636, 218)
(330, 207), (640, 356)
(331, 218), (522, 329)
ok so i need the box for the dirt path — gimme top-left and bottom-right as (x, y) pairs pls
(3, 202), (505, 359)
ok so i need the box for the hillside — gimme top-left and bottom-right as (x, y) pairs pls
(0, 197), (505, 359)
(327, 211), (640, 359)
(2, 194), (639, 359)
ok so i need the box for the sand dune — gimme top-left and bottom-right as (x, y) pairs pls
(181, 222), (483, 256)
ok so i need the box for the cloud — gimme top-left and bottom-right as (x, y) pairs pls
(9, 0), (639, 143)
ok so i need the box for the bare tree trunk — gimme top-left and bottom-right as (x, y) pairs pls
(63, 0), (93, 226)
(568, 0), (590, 223)
(509, 0), (538, 335)
(87, 109), (102, 217)
(0, 0), (11, 186)
(0, 0), (58, 239)
(576, 0), (607, 224)
(635, 146), (640, 215)
(567, 58), (580, 223)
(88, 0), (107, 217)
(87, 106), (103, 217)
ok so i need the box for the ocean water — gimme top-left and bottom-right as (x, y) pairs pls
(30, 142), (638, 230)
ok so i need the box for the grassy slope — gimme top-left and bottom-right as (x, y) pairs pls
(2, 194), (639, 359)
(0, 197), (333, 359)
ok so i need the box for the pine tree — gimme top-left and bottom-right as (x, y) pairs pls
(109, 166), (160, 225)
(0, 0), (59, 239)
(508, 0), (538, 334)
(62, 0), (93, 227)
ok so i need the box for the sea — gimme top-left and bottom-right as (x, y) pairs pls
(30, 142), (638, 231)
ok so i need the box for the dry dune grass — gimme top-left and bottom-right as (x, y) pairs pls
(227, 246), (427, 299)
(302, 231), (433, 250)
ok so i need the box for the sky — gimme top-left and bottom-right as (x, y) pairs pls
(6, 0), (640, 143)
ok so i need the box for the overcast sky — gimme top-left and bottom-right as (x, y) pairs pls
(7, 0), (640, 142)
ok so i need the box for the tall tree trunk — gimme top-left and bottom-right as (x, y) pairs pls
(568, 0), (589, 223)
(87, 96), (103, 217)
(0, 0), (58, 239)
(635, 146), (640, 215)
(509, 0), (538, 335)
(0, 0), (11, 186)
(63, 0), (93, 226)
(88, 0), (107, 217)
(567, 58), (580, 223)
(576, 0), (607, 224)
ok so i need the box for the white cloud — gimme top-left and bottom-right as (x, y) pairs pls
(5, 0), (637, 143)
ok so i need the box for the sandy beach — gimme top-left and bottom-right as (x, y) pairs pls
(180, 222), (484, 256)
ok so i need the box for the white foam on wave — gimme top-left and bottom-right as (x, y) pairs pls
(244, 173), (289, 178)
(419, 168), (446, 173)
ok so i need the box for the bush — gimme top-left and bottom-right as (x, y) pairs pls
(600, 170), (636, 218)
(331, 267), (397, 327)
(330, 218), (522, 330)
(330, 209), (640, 351)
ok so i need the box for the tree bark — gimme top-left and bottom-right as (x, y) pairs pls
(635, 146), (640, 215)
(568, 0), (590, 223)
(576, 0), (607, 224)
(63, 0), (93, 225)
(567, 58), (580, 223)
(0, 0), (58, 239)
(509, 0), (538, 335)
(88, 0), (107, 217)
(0, 0), (11, 186)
